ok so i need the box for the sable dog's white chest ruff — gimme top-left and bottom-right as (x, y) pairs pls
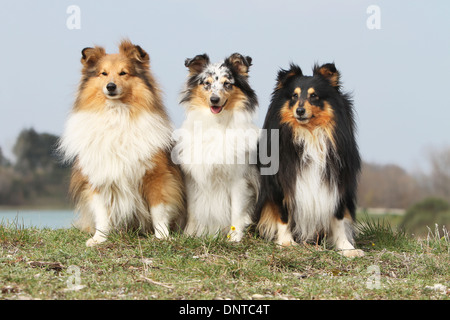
(61, 106), (171, 186)
(60, 105), (172, 226)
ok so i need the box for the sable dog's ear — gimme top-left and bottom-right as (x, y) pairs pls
(81, 46), (106, 69)
(313, 63), (340, 88)
(275, 64), (303, 89)
(119, 39), (150, 66)
(184, 54), (210, 74)
(225, 53), (252, 76)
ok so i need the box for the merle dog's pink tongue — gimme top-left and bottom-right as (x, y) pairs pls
(210, 106), (223, 114)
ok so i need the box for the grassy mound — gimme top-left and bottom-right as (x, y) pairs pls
(400, 198), (450, 237)
(0, 217), (449, 300)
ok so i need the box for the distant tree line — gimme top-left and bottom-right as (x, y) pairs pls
(357, 149), (450, 209)
(0, 128), (70, 207)
(0, 128), (449, 210)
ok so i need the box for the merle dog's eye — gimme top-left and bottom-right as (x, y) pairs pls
(204, 81), (211, 87)
(224, 82), (232, 89)
(101, 72), (108, 76)
(119, 71), (127, 76)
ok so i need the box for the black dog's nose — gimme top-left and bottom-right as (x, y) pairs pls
(210, 95), (220, 105)
(106, 82), (117, 92)
(296, 107), (306, 117)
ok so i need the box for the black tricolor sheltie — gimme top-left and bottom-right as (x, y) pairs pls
(254, 63), (364, 257)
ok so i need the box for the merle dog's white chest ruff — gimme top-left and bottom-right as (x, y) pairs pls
(177, 108), (259, 237)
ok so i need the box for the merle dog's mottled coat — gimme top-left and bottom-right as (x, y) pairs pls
(176, 53), (259, 241)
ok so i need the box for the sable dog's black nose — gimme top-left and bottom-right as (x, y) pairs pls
(210, 95), (220, 105)
(296, 107), (306, 117)
(106, 82), (117, 92)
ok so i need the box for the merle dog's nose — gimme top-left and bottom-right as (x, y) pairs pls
(296, 107), (306, 117)
(106, 82), (117, 92)
(210, 95), (220, 105)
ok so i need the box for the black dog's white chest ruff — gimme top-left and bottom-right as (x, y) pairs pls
(289, 129), (339, 240)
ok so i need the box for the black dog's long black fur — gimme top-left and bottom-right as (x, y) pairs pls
(254, 63), (361, 243)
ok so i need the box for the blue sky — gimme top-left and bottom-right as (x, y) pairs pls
(1, 0), (449, 172)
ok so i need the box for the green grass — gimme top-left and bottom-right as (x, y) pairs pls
(0, 218), (449, 300)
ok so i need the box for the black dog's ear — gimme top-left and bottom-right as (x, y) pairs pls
(276, 63), (302, 89)
(81, 46), (106, 69)
(185, 54), (210, 74)
(313, 63), (340, 88)
(225, 53), (252, 76)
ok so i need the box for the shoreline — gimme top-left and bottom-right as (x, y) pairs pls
(0, 205), (73, 211)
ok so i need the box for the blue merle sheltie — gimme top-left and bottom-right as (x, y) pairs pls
(174, 53), (259, 241)
(254, 63), (364, 257)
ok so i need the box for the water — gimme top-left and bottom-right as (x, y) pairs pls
(0, 209), (75, 229)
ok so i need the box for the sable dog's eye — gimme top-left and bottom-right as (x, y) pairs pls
(101, 72), (108, 76)
(119, 71), (127, 76)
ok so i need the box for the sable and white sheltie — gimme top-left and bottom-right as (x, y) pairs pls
(58, 40), (185, 246)
(254, 63), (364, 257)
(174, 53), (259, 241)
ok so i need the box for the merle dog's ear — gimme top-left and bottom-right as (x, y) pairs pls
(276, 64), (302, 88)
(119, 39), (150, 66)
(225, 53), (252, 76)
(185, 54), (210, 74)
(313, 63), (340, 88)
(81, 46), (106, 69)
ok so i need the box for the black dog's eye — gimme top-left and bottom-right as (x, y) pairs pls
(101, 72), (108, 76)
(292, 93), (298, 99)
(310, 93), (318, 99)
(119, 71), (127, 76)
